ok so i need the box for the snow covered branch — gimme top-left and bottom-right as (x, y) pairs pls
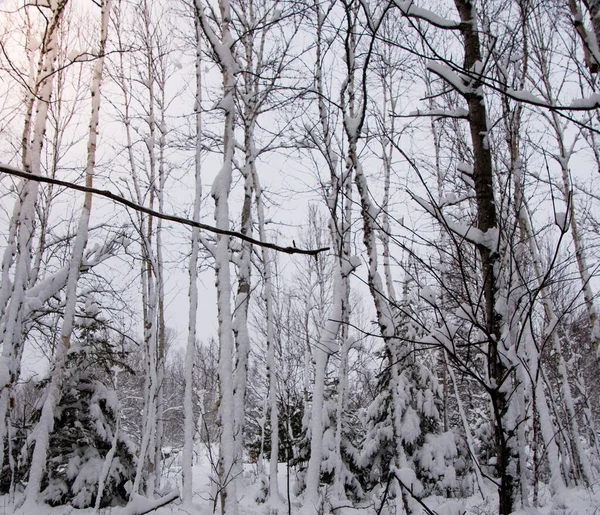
(118, 491), (179, 515)
(393, 1), (461, 30)
(401, 107), (469, 119)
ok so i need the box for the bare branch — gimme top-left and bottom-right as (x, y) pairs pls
(0, 164), (329, 256)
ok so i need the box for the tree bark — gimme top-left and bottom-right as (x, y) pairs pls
(453, 1), (516, 512)
(182, 6), (204, 504)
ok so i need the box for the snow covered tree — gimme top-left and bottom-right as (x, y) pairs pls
(0, 0), (599, 513)
(0, 0), (71, 485)
(20, 298), (135, 508)
(196, 1), (240, 511)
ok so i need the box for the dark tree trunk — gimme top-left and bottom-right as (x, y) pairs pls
(453, 1), (517, 513)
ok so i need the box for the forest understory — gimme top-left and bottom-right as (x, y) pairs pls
(3, 451), (600, 515)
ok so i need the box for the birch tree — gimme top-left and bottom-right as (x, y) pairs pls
(0, 0), (70, 491)
(196, 1), (239, 512)
(182, 1), (204, 505)
(21, 0), (112, 507)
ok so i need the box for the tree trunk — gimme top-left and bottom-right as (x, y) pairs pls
(182, 7), (204, 505)
(197, 1), (239, 512)
(23, 0), (110, 504)
(453, 1), (516, 512)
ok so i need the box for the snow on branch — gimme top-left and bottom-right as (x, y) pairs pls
(428, 63), (600, 113)
(0, 164), (329, 256)
(23, 232), (127, 317)
(457, 162), (475, 188)
(427, 61), (474, 95)
(117, 491), (179, 515)
(393, 1), (461, 29)
(506, 88), (547, 106)
(421, 323), (459, 354)
(196, 2), (240, 75)
(492, 87), (600, 111)
(411, 193), (499, 252)
(569, 92), (600, 109)
(403, 107), (469, 119)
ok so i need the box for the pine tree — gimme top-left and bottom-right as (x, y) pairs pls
(21, 300), (136, 508)
(359, 299), (462, 508)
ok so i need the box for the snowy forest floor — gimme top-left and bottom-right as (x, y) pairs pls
(3, 448), (600, 515)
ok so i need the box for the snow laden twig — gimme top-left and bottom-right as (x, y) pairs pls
(393, 1), (461, 30)
(410, 192), (499, 252)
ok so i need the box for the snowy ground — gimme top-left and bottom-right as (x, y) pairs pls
(3, 449), (600, 514)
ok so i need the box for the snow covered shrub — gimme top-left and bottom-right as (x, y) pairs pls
(21, 301), (136, 508)
(414, 431), (458, 494)
(404, 366), (463, 496)
(359, 358), (396, 491)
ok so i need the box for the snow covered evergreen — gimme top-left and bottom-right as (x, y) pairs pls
(20, 300), (135, 508)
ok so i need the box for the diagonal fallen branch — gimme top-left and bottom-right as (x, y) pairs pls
(0, 164), (329, 256)
(119, 491), (179, 515)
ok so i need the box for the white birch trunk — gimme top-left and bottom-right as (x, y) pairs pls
(303, 342), (331, 510)
(153, 58), (168, 495)
(132, 275), (159, 497)
(232, 169), (252, 487)
(197, 2), (239, 512)
(23, 0), (111, 504)
(182, 9), (203, 506)
(446, 358), (486, 497)
(251, 168), (283, 505)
